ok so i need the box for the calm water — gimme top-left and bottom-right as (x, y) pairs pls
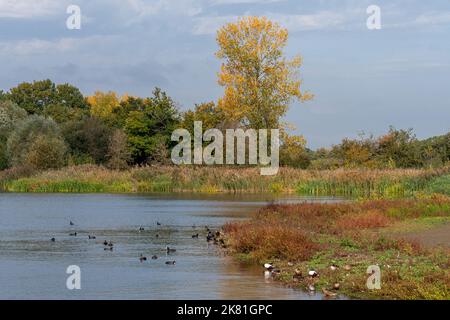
(0, 193), (340, 300)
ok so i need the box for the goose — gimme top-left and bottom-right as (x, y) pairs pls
(88, 235), (96, 239)
(165, 261), (176, 265)
(166, 246), (176, 254)
(69, 232), (77, 236)
(139, 254), (147, 262)
(50, 237), (56, 242)
(192, 233), (199, 238)
(151, 255), (158, 260)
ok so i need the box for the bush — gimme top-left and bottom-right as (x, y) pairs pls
(6, 115), (67, 169)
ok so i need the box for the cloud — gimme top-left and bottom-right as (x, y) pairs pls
(192, 11), (348, 35)
(0, 0), (64, 18)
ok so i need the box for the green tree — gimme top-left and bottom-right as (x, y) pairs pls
(125, 88), (180, 164)
(61, 117), (112, 164)
(6, 115), (67, 169)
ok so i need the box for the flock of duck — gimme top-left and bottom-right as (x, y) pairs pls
(49, 220), (224, 266)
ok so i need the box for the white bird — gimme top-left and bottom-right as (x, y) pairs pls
(308, 270), (318, 277)
(264, 263), (274, 270)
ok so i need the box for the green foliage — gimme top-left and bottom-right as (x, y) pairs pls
(8, 79), (87, 115)
(124, 88), (180, 164)
(62, 117), (111, 164)
(107, 129), (131, 169)
(6, 115), (67, 169)
(0, 100), (28, 137)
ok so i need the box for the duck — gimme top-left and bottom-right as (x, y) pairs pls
(139, 227), (145, 231)
(155, 234), (159, 238)
(151, 255), (158, 260)
(166, 246), (176, 254)
(156, 222), (161, 226)
(322, 288), (337, 298)
(192, 233), (199, 238)
(206, 232), (214, 242)
(69, 220), (75, 226)
(139, 254), (147, 262)
(88, 235), (96, 239)
(107, 241), (114, 247)
(104, 247), (113, 251)
(264, 263), (274, 271)
(165, 260), (176, 265)
(103, 240), (108, 246)
(69, 232), (77, 236)
(308, 270), (319, 278)
(50, 237), (56, 242)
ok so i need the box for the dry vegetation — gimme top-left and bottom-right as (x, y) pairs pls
(222, 197), (450, 299)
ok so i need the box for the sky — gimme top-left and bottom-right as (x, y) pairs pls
(0, 0), (449, 149)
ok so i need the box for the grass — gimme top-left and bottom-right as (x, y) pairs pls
(1, 164), (449, 196)
(222, 197), (450, 299)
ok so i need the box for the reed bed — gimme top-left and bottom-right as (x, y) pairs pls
(1, 164), (449, 196)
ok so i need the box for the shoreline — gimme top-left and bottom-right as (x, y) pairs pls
(220, 198), (450, 300)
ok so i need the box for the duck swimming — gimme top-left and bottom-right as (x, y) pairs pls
(69, 232), (77, 236)
(70, 220), (75, 226)
(166, 246), (176, 253)
(103, 240), (108, 246)
(50, 237), (56, 242)
(88, 235), (96, 239)
(165, 261), (176, 265)
(139, 254), (147, 262)
(192, 233), (199, 238)
(151, 255), (158, 260)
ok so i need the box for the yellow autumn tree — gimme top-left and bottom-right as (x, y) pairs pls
(216, 16), (313, 129)
(87, 91), (120, 119)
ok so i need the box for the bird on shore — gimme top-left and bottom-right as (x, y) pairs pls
(192, 233), (199, 238)
(322, 288), (337, 298)
(165, 261), (176, 265)
(206, 231), (214, 242)
(264, 263), (274, 271)
(69, 232), (77, 236)
(139, 254), (147, 262)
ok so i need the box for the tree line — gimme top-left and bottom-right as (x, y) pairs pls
(0, 17), (448, 171)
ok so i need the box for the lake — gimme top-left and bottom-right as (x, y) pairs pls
(0, 193), (341, 299)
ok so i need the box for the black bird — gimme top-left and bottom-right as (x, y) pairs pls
(50, 237), (56, 242)
(104, 247), (113, 251)
(165, 261), (176, 265)
(206, 232), (214, 242)
(88, 235), (96, 239)
(192, 233), (199, 238)
(151, 255), (158, 260)
(103, 240), (108, 246)
(139, 227), (145, 231)
(69, 232), (77, 236)
(107, 241), (114, 247)
(155, 234), (159, 238)
(166, 246), (176, 254)
(70, 220), (75, 226)
(156, 222), (161, 226)
(139, 254), (147, 262)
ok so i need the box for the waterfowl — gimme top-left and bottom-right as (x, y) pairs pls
(192, 233), (199, 238)
(264, 263), (274, 271)
(165, 260), (176, 265)
(107, 241), (114, 247)
(103, 240), (108, 246)
(333, 283), (340, 290)
(206, 232), (214, 242)
(156, 222), (161, 226)
(330, 265), (338, 271)
(166, 246), (176, 253)
(139, 254), (147, 262)
(322, 288), (337, 298)
(70, 220), (75, 226)
(88, 235), (96, 239)
(308, 284), (315, 292)
(151, 255), (158, 260)
(139, 227), (145, 231)
(308, 270), (318, 278)
(50, 237), (56, 242)
(155, 234), (159, 238)
(104, 247), (113, 251)
(69, 232), (77, 236)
